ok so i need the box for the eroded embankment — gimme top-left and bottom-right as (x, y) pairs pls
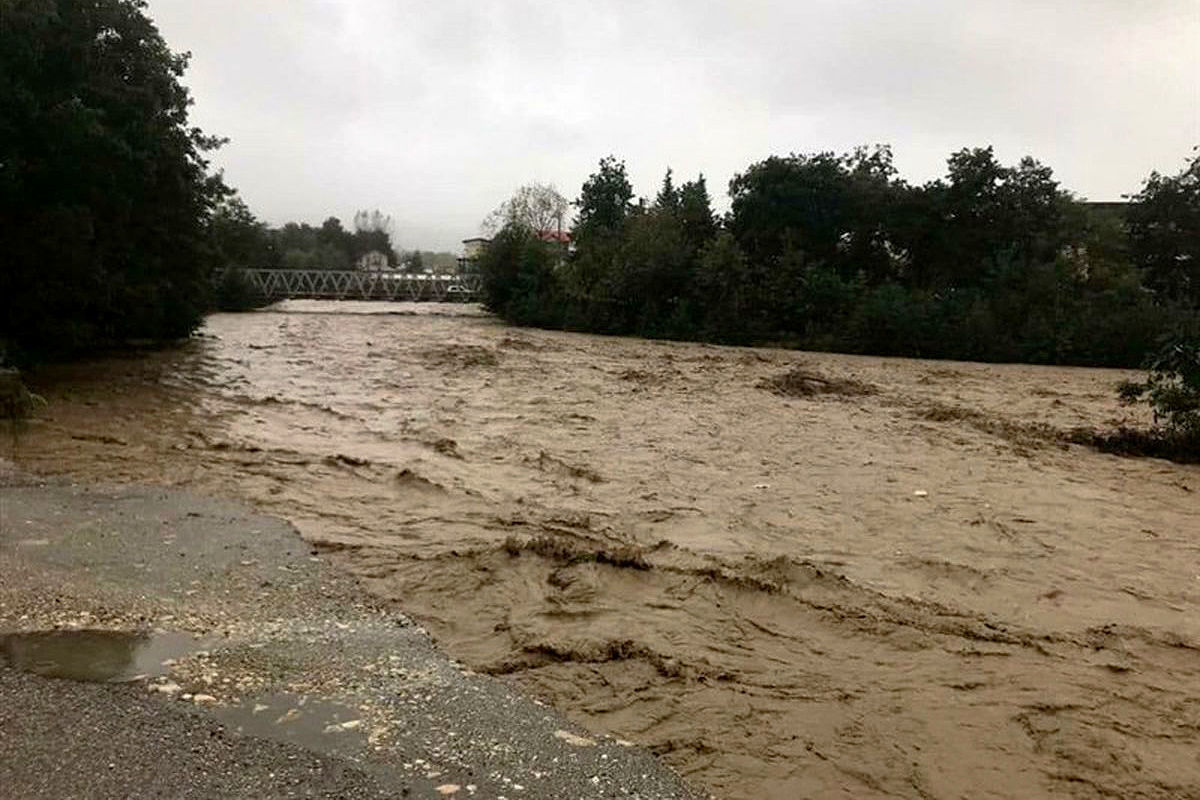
(14, 302), (1200, 799)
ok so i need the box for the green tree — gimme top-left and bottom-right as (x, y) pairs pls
(352, 209), (396, 265)
(482, 183), (569, 236)
(728, 146), (903, 284)
(677, 174), (718, 254)
(0, 0), (228, 359)
(693, 232), (769, 342)
(612, 205), (690, 332)
(728, 151), (850, 269)
(1126, 150), (1200, 307)
(565, 157), (635, 304)
(902, 147), (1068, 288)
(574, 156), (634, 240)
(655, 168), (679, 213)
(1118, 323), (1200, 447)
(207, 195), (271, 311)
(208, 195), (271, 269)
(478, 224), (561, 326)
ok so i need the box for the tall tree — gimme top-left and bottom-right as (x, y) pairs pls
(728, 151), (856, 268)
(574, 156), (634, 240)
(677, 174), (718, 253)
(1127, 150), (1200, 307)
(482, 183), (569, 236)
(0, 0), (228, 359)
(655, 168), (679, 212)
(566, 157), (635, 301)
(207, 195), (271, 268)
(352, 208), (396, 264)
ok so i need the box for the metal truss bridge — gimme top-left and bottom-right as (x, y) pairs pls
(236, 269), (482, 303)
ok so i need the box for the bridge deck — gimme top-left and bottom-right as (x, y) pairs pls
(237, 269), (482, 302)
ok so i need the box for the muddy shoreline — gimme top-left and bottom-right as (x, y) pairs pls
(13, 301), (1200, 799)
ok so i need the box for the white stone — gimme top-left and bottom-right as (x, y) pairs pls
(554, 729), (596, 747)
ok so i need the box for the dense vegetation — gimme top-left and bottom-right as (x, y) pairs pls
(0, 0), (448, 352)
(209, 205), (464, 310)
(481, 147), (1199, 370)
(1, 0), (228, 361)
(209, 204), (403, 311)
(208, 204), (456, 277)
(211, 205), (399, 274)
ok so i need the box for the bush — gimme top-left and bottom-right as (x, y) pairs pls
(214, 267), (266, 312)
(478, 224), (564, 327)
(1118, 325), (1200, 440)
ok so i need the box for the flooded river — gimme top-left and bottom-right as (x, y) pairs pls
(16, 301), (1200, 799)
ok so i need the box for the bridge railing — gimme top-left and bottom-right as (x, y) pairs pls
(232, 269), (482, 303)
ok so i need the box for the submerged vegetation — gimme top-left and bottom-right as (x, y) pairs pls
(1112, 323), (1200, 460)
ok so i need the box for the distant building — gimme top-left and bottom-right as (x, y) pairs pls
(356, 250), (390, 271)
(536, 229), (571, 247)
(1083, 201), (1130, 217)
(462, 237), (491, 259)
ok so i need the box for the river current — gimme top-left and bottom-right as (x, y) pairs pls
(18, 301), (1200, 799)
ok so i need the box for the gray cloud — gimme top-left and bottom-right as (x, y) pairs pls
(150, 0), (1199, 252)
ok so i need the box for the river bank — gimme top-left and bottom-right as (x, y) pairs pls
(12, 301), (1200, 799)
(0, 465), (702, 799)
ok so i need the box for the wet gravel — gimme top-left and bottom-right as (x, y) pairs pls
(0, 467), (704, 799)
(0, 668), (394, 799)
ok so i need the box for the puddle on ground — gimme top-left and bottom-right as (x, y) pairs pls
(0, 629), (199, 683)
(213, 692), (368, 756)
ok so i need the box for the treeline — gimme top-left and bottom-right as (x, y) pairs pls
(210, 203), (464, 310)
(481, 147), (1199, 368)
(0, 0), (430, 359)
(2, 0), (224, 361)
(210, 203), (400, 272)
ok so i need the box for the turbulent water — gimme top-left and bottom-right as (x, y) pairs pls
(17, 301), (1200, 799)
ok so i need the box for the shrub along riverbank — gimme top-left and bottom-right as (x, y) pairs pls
(481, 148), (1198, 369)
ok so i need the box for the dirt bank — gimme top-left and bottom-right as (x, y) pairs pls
(14, 301), (1200, 799)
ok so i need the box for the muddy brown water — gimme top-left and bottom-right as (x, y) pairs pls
(13, 301), (1200, 799)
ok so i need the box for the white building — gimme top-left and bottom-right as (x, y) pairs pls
(356, 250), (390, 271)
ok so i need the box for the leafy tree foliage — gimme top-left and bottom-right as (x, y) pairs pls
(208, 196), (272, 271)
(482, 183), (568, 236)
(1119, 324), (1200, 437)
(1126, 150), (1200, 307)
(574, 156), (635, 241)
(478, 224), (561, 326)
(1, 0), (228, 359)
(481, 148), (1197, 373)
(266, 210), (396, 271)
(901, 148), (1069, 288)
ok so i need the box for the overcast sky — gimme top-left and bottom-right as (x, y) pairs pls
(149, 0), (1199, 253)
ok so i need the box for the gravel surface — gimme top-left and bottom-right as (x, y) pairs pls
(0, 466), (704, 799)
